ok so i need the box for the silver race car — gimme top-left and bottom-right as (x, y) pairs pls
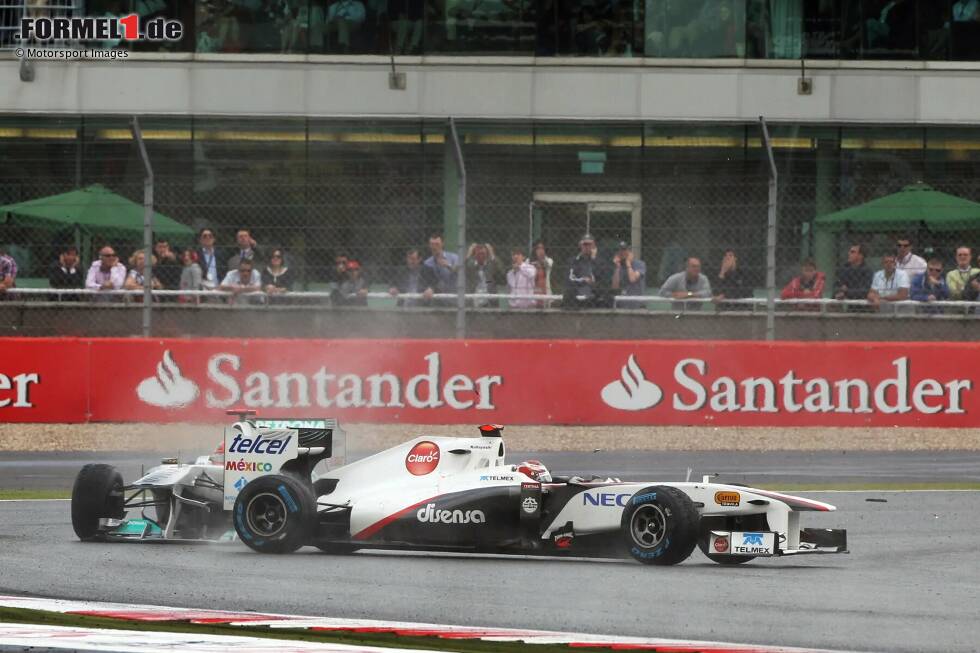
(72, 417), (847, 565)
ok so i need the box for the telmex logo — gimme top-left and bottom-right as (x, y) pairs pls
(742, 532), (764, 546)
(416, 504), (486, 524)
(405, 441), (440, 475)
(583, 492), (631, 507)
(601, 355), (971, 415)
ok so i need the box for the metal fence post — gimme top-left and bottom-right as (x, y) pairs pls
(448, 117), (467, 340)
(131, 117), (155, 338)
(759, 117), (778, 342)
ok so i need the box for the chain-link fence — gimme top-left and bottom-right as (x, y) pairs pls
(2, 117), (980, 340)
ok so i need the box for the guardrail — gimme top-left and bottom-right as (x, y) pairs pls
(4, 288), (979, 317)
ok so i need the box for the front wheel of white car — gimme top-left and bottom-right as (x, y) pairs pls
(621, 485), (699, 566)
(233, 474), (315, 554)
(71, 464), (126, 541)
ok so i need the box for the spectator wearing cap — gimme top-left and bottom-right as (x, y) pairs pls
(780, 258), (825, 310)
(507, 247), (537, 309)
(85, 245), (126, 301)
(895, 236), (927, 280)
(195, 228), (224, 290)
(466, 243), (505, 308)
(227, 228), (262, 271)
(563, 234), (611, 309)
(611, 241), (646, 309)
(868, 253), (910, 311)
(910, 258), (949, 314)
(0, 247), (16, 300)
(49, 245), (83, 300)
(333, 260), (369, 306)
(389, 248), (436, 307)
(659, 257), (712, 303)
(219, 258), (263, 305)
(262, 248), (295, 298)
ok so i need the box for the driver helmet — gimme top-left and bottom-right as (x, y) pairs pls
(516, 459), (551, 483)
(208, 440), (225, 465)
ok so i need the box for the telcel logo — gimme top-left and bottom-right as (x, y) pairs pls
(583, 492), (631, 507)
(405, 441), (440, 475)
(228, 433), (292, 455)
(416, 504), (486, 524)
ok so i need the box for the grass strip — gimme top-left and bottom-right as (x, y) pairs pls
(0, 606), (615, 653)
(0, 489), (71, 500)
(762, 482), (980, 491)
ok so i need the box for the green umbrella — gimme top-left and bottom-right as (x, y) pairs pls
(0, 184), (193, 238)
(814, 182), (980, 233)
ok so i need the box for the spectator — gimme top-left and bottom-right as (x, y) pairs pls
(946, 246), (978, 300)
(507, 247), (537, 309)
(49, 245), (82, 299)
(0, 247), (16, 298)
(333, 254), (350, 284)
(85, 246), (126, 300)
(564, 234), (611, 309)
(389, 248), (435, 307)
(153, 238), (182, 291)
(227, 228), (262, 271)
(179, 248), (203, 304)
(422, 234), (460, 299)
(910, 258), (949, 313)
(219, 258), (263, 304)
(124, 250), (163, 295)
(868, 253), (910, 310)
(196, 228), (224, 290)
(465, 243), (505, 308)
(834, 243), (874, 303)
(531, 240), (554, 303)
(712, 248), (749, 310)
(895, 236), (927, 280)
(262, 248), (295, 297)
(659, 257), (712, 302)
(333, 260), (368, 306)
(611, 241), (647, 309)
(780, 258), (825, 309)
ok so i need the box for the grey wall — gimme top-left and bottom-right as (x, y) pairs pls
(5, 56), (980, 124)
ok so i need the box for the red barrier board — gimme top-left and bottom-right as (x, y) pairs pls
(0, 338), (976, 426)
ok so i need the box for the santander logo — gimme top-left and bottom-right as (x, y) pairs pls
(601, 355), (663, 410)
(136, 350), (199, 409)
(405, 441), (440, 475)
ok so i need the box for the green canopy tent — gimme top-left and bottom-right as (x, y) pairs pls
(812, 183), (980, 286)
(0, 184), (194, 274)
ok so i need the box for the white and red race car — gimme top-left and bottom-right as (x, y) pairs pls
(72, 417), (847, 565)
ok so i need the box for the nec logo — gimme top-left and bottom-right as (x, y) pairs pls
(583, 492), (631, 507)
(227, 433), (292, 455)
(742, 532), (764, 545)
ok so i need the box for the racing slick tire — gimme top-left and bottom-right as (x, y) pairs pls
(71, 464), (125, 541)
(697, 515), (762, 565)
(233, 474), (316, 554)
(621, 485), (699, 566)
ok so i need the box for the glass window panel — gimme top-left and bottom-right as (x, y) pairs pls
(557, 0), (641, 57)
(858, 0), (920, 59)
(950, 0), (980, 59)
(745, 0), (803, 59)
(647, 0), (745, 58)
(802, 0), (840, 58)
(425, 0), (535, 54)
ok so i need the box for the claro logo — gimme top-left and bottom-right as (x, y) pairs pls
(405, 441), (440, 475)
(0, 372), (40, 409)
(601, 356), (971, 415)
(416, 503), (486, 524)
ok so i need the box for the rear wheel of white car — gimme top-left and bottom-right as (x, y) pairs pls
(621, 486), (699, 566)
(234, 474), (315, 554)
(71, 464), (125, 541)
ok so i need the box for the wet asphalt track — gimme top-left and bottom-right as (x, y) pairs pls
(1, 450), (979, 652)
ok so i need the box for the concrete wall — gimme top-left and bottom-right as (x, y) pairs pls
(5, 55), (980, 124)
(1, 304), (976, 341)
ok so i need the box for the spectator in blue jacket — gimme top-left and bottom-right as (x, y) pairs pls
(910, 258), (949, 313)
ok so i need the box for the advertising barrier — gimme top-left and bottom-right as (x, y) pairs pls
(0, 337), (975, 426)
